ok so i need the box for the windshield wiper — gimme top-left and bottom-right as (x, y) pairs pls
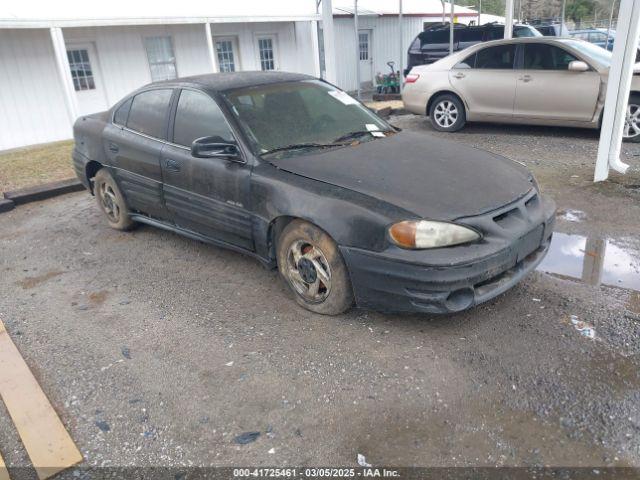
(332, 130), (389, 143)
(261, 142), (348, 157)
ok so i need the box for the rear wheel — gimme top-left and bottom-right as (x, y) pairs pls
(623, 94), (640, 142)
(276, 220), (353, 315)
(429, 94), (466, 132)
(94, 168), (135, 231)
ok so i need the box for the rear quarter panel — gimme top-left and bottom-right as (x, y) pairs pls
(402, 68), (453, 115)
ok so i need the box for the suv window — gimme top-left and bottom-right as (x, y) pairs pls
(173, 89), (235, 147)
(486, 25), (505, 41)
(459, 27), (484, 42)
(114, 97), (133, 126)
(419, 28), (450, 46)
(523, 43), (579, 70)
(514, 26), (538, 38)
(126, 89), (173, 139)
(475, 44), (516, 69)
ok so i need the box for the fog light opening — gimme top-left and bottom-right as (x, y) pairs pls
(445, 288), (474, 311)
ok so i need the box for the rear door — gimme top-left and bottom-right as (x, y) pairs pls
(449, 43), (518, 118)
(161, 88), (253, 250)
(103, 88), (173, 218)
(513, 43), (600, 122)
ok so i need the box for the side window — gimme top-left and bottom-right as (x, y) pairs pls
(486, 26), (505, 41)
(475, 45), (516, 69)
(459, 28), (483, 43)
(126, 89), (173, 139)
(514, 26), (537, 38)
(113, 98), (133, 126)
(523, 44), (578, 70)
(455, 53), (476, 69)
(173, 89), (235, 147)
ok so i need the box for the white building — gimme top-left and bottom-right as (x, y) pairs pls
(0, 1), (323, 151)
(0, 0), (499, 151)
(332, 0), (503, 92)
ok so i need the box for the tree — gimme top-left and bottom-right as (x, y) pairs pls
(566, 0), (596, 27)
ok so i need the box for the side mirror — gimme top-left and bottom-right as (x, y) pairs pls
(568, 60), (589, 72)
(191, 136), (241, 161)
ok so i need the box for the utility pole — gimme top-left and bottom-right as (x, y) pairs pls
(607, 0), (617, 47)
(477, 0), (481, 25)
(561, 0), (566, 32)
(449, 0), (454, 54)
(354, 0), (360, 99)
(399, 0), (404, 91)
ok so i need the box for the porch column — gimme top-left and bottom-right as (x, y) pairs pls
(595, 0), (639, 181)
(310, 20), (322, 77)
(504, 0), (514, 39)
(205, 22), (218, 73)
(49, 27), (79, 126)
(321, 0), (337, 84)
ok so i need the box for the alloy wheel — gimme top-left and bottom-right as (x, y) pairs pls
(434, 100), (459, 129)
(285, 240), (332, 303)
(99, 182), (120, 223)
(623, 103), (640, 139)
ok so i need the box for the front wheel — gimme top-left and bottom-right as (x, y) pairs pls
(276, 220), (354, 315)
(429, 94), (466, 132)
(623, 95), (640, 142)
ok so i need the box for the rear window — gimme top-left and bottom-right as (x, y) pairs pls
(126, 89), (173, 139)
(475, 44), (516, 69)
(418, 28), (450, 46)
(459, 28), (484, 42)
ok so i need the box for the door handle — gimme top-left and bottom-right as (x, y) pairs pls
(165, 158), (181, 172)
(520, 75), (532, 83)
(108, 142), (119, 153)
(453, 72), (465, 79)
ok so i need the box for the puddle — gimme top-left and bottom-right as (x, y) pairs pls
(557, 209), (586, 222)
(537, 232), (640, 292)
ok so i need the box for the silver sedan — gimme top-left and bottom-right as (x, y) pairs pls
(402, 37), (640, 142)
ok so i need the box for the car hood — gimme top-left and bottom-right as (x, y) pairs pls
(272, 131), (533, 220)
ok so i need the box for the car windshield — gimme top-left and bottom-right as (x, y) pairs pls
(559, 38), (613, 65)
(223, 80), (392, 157)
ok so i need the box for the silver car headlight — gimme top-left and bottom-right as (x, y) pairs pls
(389, 220), (481, 249)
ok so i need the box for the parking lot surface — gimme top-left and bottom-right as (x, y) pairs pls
(1, 118), (640, 472)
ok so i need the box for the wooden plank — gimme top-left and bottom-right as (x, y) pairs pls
(0, 450), (10, 480)
(0, 320), (82, 480)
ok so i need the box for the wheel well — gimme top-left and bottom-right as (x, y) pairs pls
(426, 91), (465, 117)
(85, 161), (102, 194)
(267, 216), (297, 265)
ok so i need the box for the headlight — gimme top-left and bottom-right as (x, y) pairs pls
(388, 220), (481, 249)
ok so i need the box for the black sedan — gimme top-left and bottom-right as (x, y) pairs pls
(72, 72), (555, 315)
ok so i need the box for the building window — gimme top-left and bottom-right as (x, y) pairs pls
(144, 36), (177, 82)
(216, 40), (236, 72)
(358, 33), (369, 61)
(67, 49), (95, 91)
(258, 37), (275, 71)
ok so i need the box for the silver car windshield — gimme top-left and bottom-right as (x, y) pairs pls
(559, 39), (612, 66)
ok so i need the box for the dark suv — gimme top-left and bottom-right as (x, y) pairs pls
(405, 22), (541, 74)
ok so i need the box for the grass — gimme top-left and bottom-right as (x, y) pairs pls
(0, 140), (75, 194)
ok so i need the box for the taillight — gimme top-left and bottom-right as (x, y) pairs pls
(405, 73), (420, 83)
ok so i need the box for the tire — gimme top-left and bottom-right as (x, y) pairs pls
(276, 220), (354, 315)
(428, 94), (466, 132)
(623, 94), (640, 143)
(93, 168), (135, 231)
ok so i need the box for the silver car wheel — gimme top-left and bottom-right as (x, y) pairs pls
(433, 100), (459, 129)
(98, 182), (120, 223)
(285, 240), (332, 303)
(623, 103), (640, 139)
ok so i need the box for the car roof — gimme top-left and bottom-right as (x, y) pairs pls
(146, 71), (316, 92)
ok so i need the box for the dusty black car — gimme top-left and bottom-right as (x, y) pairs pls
(73, 72), (555, 315)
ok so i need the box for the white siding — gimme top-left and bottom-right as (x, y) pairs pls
(0, 29), (71, 150)
(0, 21), (317, 150)
(334, 15), (475, 92)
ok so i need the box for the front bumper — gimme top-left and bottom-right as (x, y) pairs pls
(340, 192), (556, 314)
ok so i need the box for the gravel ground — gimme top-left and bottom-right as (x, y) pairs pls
(1, 118), (640, 475)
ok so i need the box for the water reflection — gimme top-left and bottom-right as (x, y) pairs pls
(537, 232), (640, 292)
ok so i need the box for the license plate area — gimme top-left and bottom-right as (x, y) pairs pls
(517, 225), (544, 262)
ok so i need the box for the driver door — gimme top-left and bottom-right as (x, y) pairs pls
(161, 88), (253, 250)
(513, 43), (600, 122)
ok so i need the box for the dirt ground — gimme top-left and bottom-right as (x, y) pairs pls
(0, 118), (639, 475)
